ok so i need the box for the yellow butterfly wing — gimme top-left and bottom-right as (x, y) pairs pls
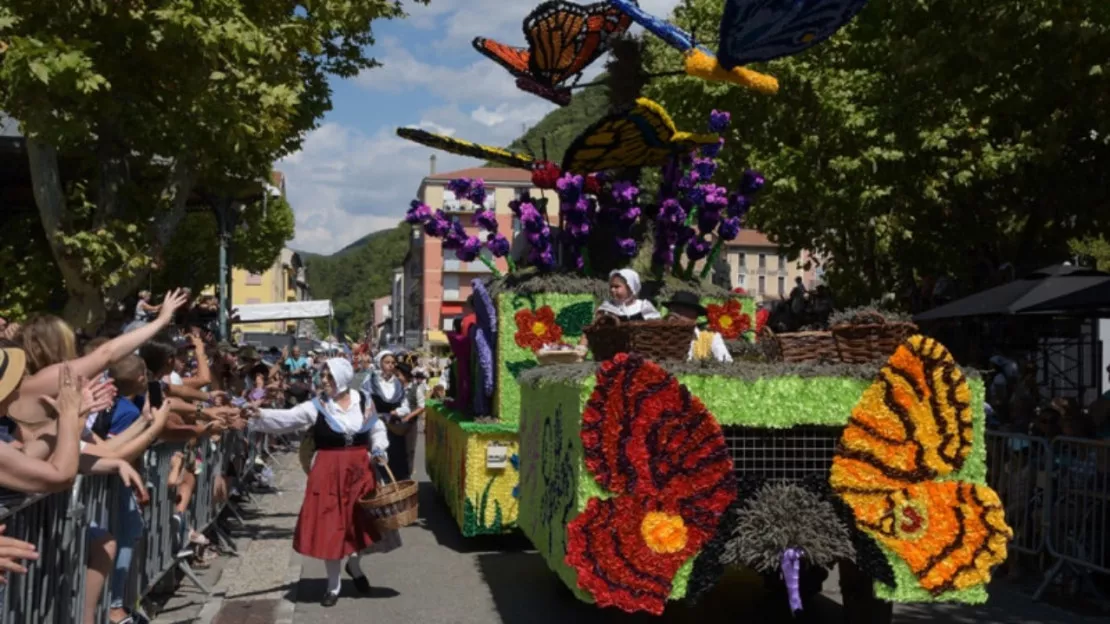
(830, 335), (1012, 596)
(397, 127), (534, 170)
(561, 97), (718, 173)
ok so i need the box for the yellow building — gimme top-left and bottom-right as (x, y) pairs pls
(232, 248), (309, 334)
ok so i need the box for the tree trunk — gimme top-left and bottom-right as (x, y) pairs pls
(27, 137), (197, 330)
(26, 137), (105, 329)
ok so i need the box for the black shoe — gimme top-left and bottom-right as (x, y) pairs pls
(321, 592), (339, 607)
(346, 560), (371, 594)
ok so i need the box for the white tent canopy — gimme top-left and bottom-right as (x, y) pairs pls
(232, 300), (332, 323)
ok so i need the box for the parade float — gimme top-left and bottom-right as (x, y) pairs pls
(401, 0), (1012, 618)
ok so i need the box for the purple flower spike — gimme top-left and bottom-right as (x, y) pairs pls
(406, 200), (432, 224)
(616, 237), (637, 257)
(741, 169), (766, 194)
(447, 178), (472, 197)
(686, 237), (712, 260)
(472, 209), (498, 232)
(652, 247), (675, 267)
(467, 179), (487, 205)
(719, 216), (741, 241)
(694, 158), (717, 180)
(701, 137), (725, 158)
(782, 548), (804, 614)
(709, 109), (731, 133)
(487, 233), (510, 257)
(728, 193), (751, 218)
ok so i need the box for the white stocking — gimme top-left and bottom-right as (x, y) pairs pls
(324, 559), (342, 595)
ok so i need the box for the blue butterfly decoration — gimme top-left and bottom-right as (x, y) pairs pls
(608, 0), (869, 93)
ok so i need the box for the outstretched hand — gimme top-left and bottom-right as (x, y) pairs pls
(40, 364), (83, 422)
(157, 289), (190, 323)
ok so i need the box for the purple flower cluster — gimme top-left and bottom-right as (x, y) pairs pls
(510, 196), (555, 270)
(649, 108), (766, 273)
(405, 177), (514, 264)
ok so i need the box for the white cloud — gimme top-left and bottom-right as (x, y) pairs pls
(282, 0), (687, 255)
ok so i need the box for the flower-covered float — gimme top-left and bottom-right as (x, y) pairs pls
(398, 0), (1011, 618)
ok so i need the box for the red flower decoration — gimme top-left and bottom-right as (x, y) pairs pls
(531, 161), (562, 189)
(755, 307), (770, 334)
(706, 299), (750, 340)
(567, 354), (735, 614)
(513, 306), (563, 352)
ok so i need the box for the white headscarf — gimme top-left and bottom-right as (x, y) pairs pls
(610, 268), (641, 299)
(325, 357), (354, 394)
(375, 350), (394, 369)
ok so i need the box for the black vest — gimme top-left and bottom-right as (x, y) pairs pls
(368, 374), (404, 415)
(311, 391), (371, 450)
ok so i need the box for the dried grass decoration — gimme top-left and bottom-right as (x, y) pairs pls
(723, 483), (855, 574)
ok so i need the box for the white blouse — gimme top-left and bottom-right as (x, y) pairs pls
(596, 298), (662, 320)
(250, 391), (388, 453)
(688, 328), (733, 363)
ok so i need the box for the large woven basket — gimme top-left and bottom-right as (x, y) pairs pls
(831, 317), (917, 364)
(773, 330), (839, 364)
(584, 315), (695, 362)
(359, 463), (420, 532)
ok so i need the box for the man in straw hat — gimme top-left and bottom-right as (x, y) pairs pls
(247, 357), (397, 607)
(663, 291), (733, 363)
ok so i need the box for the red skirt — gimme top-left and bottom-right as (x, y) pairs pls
(293, 447), (379, 560)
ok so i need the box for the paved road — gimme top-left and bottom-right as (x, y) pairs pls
(186, 439), (1102, 624)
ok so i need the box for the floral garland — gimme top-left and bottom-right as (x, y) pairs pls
(566, 354), (736, 615)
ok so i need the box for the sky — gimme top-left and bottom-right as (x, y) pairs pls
(279, 0), (683, 255)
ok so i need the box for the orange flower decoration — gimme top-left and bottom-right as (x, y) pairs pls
(513, 306), (563, 352)
(706, 299), (750, 340)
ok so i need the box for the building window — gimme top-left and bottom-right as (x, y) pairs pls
(737, 273), (746, 288)
(442, 317), (458, 331)
(758, 254), (766, 269)
(758, 275), (766, 295)
(737, 252), (745, 269)
(443, 274), (460, 301)
(246, 272), (263, 285)
(777, 276), (785, 296)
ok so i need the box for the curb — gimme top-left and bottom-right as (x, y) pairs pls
(192, 535), (252, 624)
(275, 553), (303, 624)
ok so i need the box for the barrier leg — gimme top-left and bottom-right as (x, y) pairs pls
(174, 557), (211, 595)
(1033, 557), (1064, 601)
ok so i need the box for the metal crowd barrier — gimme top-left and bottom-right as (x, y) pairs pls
(0, 430), (256, 624)
(984, 430), (1110, 603)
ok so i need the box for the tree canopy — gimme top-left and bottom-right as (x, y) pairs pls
(643, 0), (1110, 305)
(0, 0), (411, 327)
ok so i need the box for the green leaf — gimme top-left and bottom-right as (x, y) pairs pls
(28, 60), (50, 84)
(554, 301), (594, 337)
(506, 359), (538, 380)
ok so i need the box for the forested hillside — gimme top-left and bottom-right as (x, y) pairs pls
(302, 222), (411, 338)
(503, 80), (610, 165)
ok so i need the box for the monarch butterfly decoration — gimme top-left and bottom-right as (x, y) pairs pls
(472, 1), (635, 106)
(608, 0), (869, 94)
(830, 335), (1012, 598)
(561, 97), (718, 173)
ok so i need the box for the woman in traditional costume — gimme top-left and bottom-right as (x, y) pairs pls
(361, 351), (409, 479)
(249, 358), (394, 607)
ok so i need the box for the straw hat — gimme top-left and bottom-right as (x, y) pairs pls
(0, 347), (27, 405)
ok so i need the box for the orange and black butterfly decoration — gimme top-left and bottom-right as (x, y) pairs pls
(472, 1), (634, 106)
(830, 336), (1012, 598)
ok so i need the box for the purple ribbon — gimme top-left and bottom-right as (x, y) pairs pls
(781, 547), (804, 615)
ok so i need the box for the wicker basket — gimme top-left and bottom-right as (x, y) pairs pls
(831, 321), (917, 364)
(584, 315), (696, 362)
(773, 330), (839, 364)
(536, 347), (585, 366)
(359, 463), (420, 532)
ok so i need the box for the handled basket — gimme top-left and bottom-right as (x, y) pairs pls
(359, 463), (419, 532)
(771, 329), (839, 364)
(831, 320), (917, 364)
(584, 315), (695, 362)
